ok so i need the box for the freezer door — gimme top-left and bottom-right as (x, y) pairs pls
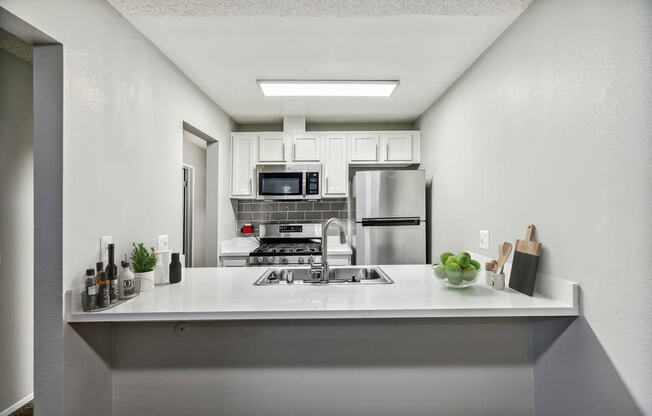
(354, 170), (426, 220)
(355, 221), (426, 265)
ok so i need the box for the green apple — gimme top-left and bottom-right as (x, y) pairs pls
(440, 252), (454, 264)
(445, 263), (461, 278)
(462, 265), (478, 281)
(456, 252), (471, 268)
(434, 264), (447, 279)
(469, 259), (481, 270)
(446, 256), (459, 266)
(448, 274), (464, 285)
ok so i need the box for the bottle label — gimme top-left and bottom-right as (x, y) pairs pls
(99, 285), (110, 307)
(87, 285), (98, 296)
(123, 279), (135, 297)
(110, 279), (119, 302)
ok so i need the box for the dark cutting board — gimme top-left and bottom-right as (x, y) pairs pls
(509, 224), (542, 296)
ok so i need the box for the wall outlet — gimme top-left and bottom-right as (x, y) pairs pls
(157, 234), (169, 251)
(479, 230), (490, 250)
(100, 235), (113, 262)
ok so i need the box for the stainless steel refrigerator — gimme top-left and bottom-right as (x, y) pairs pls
(353, 170), (426, 265)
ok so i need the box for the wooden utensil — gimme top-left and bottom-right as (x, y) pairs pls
(495, 242), (513, 274)
(508, 224), (542, 296)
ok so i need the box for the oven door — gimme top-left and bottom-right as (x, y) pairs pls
(257, 171), (305, 199)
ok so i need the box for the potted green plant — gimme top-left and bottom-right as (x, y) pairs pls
(130, 243), (157, 291)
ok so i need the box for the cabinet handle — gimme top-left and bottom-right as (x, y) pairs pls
(294, 143), (297, 160)
(249, 178), (252, 192)
(375, 144), (378, 161)
(386, 143), (389, 161)
(282, 143), (286, 160)
(326, 177), (329, 192)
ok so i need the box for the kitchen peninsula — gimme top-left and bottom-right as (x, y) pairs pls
(67, 263), (578, 323)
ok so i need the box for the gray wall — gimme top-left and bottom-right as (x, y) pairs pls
(416, 0), (651, 413)
(0, 0), (238, 414)
(183, 131), (207, 267)
(111, 319), (533, 416)
(0, 46), (33, 413)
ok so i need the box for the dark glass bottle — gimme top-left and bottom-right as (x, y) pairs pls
(97, 261), (110, 308)
(85, 268), (98, 310)
(106, 244), (119, 303)
(169, 253), (182, 284)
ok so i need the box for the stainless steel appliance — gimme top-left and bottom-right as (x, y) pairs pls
(256, 164), (321, 200)
(249, 224), (322, 266)
(353, 170), (426, 265)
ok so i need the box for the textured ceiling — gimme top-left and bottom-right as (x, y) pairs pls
(110, 0), (531, 17)
(109, 0), (531, 124)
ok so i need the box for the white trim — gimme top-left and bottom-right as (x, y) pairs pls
(182, 164), (195, 267)
(1, 393), (33, 416)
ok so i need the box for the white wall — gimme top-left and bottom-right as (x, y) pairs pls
(0, 0), (237, 290)
(416, 0), (652, 413)
(183, 130), (207, 267)
(0, 48), (33, 413)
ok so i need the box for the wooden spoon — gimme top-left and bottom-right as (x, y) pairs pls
(495, 242), (513, 274)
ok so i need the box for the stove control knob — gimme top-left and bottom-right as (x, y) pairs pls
(267, 257), (274, 263)
(282, 257), (289, 264)
(298, 257), (304, 264)
(257, 257), (264, 263)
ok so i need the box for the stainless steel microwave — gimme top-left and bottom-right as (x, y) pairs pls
(256, 164), (321, 200)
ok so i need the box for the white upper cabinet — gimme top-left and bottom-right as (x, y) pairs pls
(292, 133), (321, 162)
(350, 131), (420, 165)
(381, 132), (415, 162)
(350, 133), (380, 162)
(322, 133), (348, 197)
(230, 133), (256, 198)
(258, 133), (287, 163)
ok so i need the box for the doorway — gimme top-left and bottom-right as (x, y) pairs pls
(182, 165), (194, 267)
(182, 123), (219, 267)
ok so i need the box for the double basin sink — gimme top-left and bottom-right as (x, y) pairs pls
(254, 266), (394, 286)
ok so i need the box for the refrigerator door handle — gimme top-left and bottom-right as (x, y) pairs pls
(361, 217), (421, 226)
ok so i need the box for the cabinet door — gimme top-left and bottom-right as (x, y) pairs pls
(231, 134), (256, 198)
(350, 133), (380, 162)
(381, 132), (413, 162)
(292, 133), (321, 162)
(258, 133), (287, 162)
(323, 134), (348, 197)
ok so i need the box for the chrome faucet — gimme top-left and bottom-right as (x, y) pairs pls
(309, 218), (347, 283)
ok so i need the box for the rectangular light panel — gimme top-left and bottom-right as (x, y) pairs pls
(257, 80), (399, 97)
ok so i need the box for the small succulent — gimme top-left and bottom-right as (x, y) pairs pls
(130, 243), (157, 273)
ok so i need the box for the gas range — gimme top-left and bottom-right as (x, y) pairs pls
(249, 224), (322, 266)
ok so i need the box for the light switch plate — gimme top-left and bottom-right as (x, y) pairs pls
(479, 230), (490, 250)
(100, 236), (113, 262)
(157, 234), (169, 251)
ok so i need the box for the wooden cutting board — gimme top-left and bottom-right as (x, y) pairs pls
(508, 224), (542, 296)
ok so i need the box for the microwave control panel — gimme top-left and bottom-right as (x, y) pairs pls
(306, 172), (320, 195)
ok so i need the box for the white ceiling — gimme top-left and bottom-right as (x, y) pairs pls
(109, 0), (530, 124)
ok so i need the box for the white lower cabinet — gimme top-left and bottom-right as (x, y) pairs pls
(230, 133), (256, 198)
(322, 133), (348, 198)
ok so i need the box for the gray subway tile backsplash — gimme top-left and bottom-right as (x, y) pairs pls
(236, 198), (348, 236)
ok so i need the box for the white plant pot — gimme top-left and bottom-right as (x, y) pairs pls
(135, 271), (155, 291)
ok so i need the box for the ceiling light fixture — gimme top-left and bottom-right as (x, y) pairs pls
(257, 80), (399, 97)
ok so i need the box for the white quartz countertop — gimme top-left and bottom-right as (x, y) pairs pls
(67, 265), (578, 322)
(218, 236), (353, 256)
(219, 237), (259, 256)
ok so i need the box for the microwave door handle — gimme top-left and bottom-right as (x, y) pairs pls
(302, 172), (307, 197)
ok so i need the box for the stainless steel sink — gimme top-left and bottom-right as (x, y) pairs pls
(254, 266), (394, 286)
